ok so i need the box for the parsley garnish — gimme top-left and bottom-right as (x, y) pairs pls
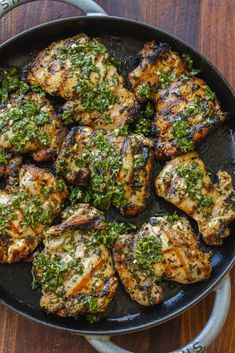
(137, 83), (151, 99)
(135, 236), (163, 276)
(173, 118), (194, 152)
(182, 53), (201, 76)
(177, 162), (214, 208)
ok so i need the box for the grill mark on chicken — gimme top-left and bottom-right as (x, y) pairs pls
(155, 152), (235, 246)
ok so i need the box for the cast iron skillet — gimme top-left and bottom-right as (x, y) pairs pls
(0, 1), (234, 353)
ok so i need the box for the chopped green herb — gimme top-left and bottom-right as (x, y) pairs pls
(158, 70), (176, 89)
(57, 38), (118, 113)
(134, 154), (145, 169)
(177, 162), (214, 208)
(76, 77), (117, 113)
(166, 212), (180, 223)
(69, 186), (83, 204)
(135, 236), (163, 276)
(74, 130), (128, 210)
(0, 67), (21, 103)
(61, 110), (74, 125)
(32, 254), (68, 291)
(137, 83), (151, 99)
(205, 85), (216, 101)
(0, 151), (7, 165)
(0, 98), (49, 151)
(182, 53), (201, 76)
(0, 67), (44, 104)
(173, 118), (194, 152)
(91, 221), (136, 248)
(110, 56), (122, 69)
(114, 125), (129, 136)
(103, 114), (113, 124)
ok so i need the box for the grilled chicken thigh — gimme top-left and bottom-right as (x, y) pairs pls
(153, 76), (228, 159)
(129, 41), (188, 101)
(0, 165), (67, 263)
(113, 214), (211, 306)
(28, 34), (139, 130)
(155, 152), (235, 246)
(56, 127), (153, 217)
(0, 91), (67, 161)
(32, 203), (118, 317)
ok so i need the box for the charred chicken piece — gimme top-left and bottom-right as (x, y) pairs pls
(0, 165), (68, 263)
(113, 214), (212, 306)
(129, 41), (188, 101)
(32, 203), (118, 317)
(153, 76), (228, 159)
(0, 91), (67, 161)
(155, 152), (235, 246)
(28, 34), (139, 130)
(56, 127), (153, 217)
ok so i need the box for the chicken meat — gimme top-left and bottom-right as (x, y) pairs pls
(56, 126), (153, 217)
(0, 164), (68, 263)
(32, 203), (118, 317)
(0, 91), (67, 161)
(153, 76), (228, 159)
(113, 214), (212, 306)
(155, 152), (235, 246)
(28, 34), (139, 130)
(128, 41), (188, 101)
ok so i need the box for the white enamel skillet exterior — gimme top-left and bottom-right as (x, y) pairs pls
(0, 1), (232, 352)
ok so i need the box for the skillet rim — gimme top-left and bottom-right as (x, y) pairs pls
(0, 15), (234, 336)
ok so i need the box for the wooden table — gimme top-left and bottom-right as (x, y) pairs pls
(0, 1), (234, 352)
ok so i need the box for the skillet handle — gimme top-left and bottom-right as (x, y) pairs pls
(85, 274), (231, 353)
(0, 0), (107, 19)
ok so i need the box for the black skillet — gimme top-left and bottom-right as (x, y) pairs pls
(0, 1), (234, 352)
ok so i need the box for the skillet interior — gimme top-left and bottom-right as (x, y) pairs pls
(0, 16), (234, 335)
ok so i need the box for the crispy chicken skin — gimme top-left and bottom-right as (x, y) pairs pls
(155, 152), (235, 246)
(113, 214), (211, 306)
(33, 204), (118, 317)
(0, 165), (68, 264)
(28, 34), (139, 130)
(153, 76), (228, 159)
(56, 126), (153, 217)
(0, 92), (67, 161)
(129, 41), (188, 101)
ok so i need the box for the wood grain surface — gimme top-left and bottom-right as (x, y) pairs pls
(0, 1), (234, 352)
